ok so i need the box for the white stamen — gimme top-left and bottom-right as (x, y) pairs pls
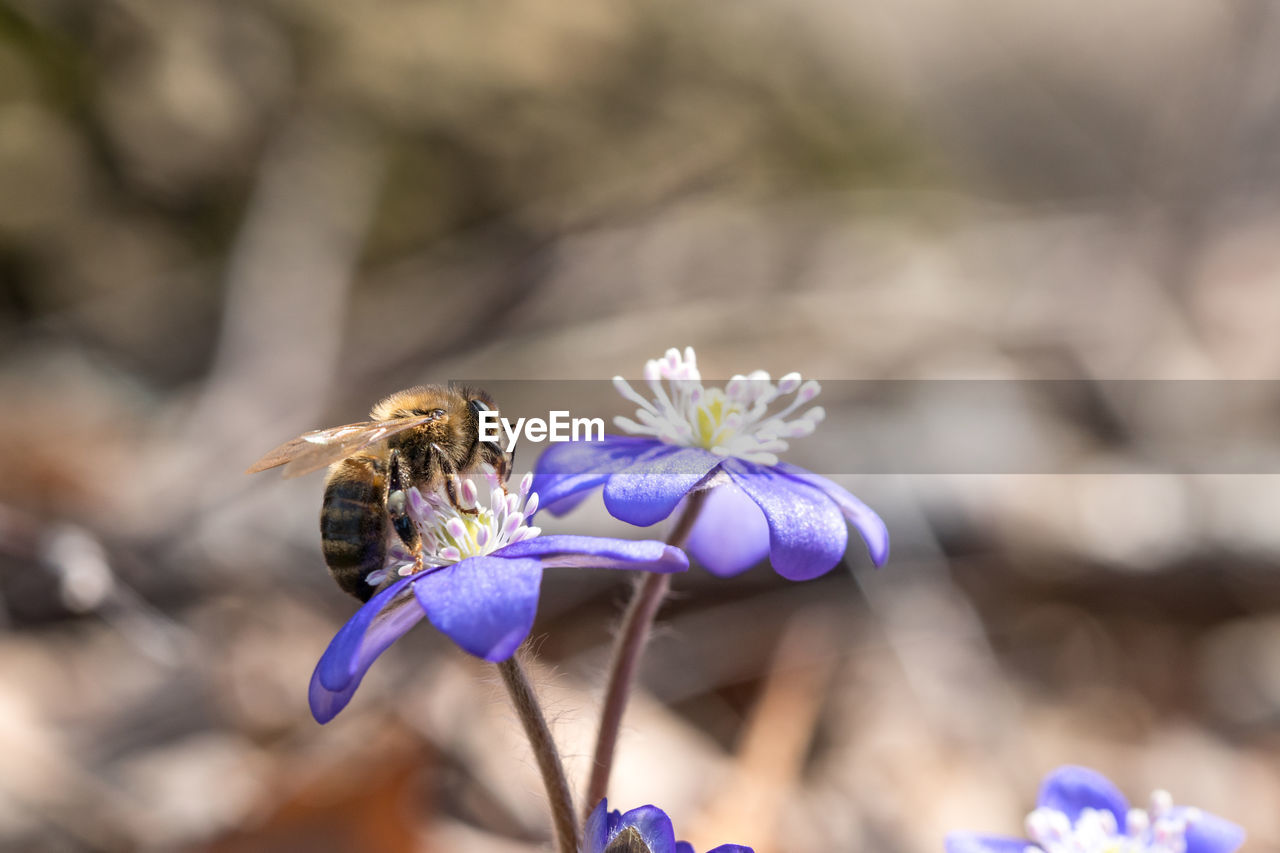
(392, 469), (542, 573)
(408, 488), (432, 519)
(612, 347), (825, 463)
(613, 377), (653, 410)
(614, 415), (649, 434)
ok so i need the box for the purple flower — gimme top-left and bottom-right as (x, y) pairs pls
(532, 347), (888, 581)
(584, 799), (753, 853)
(946, 766), (1245, 853)
(309, 472), (688, 723)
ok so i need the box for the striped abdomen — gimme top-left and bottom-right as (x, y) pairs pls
(320, 454), (389, 601)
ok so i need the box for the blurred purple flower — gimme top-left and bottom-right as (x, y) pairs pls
(585, 799), (753, 853)
(533, 347), (888, 581)
(309, 472), (688, 723)
(946, 766), (1245, 853)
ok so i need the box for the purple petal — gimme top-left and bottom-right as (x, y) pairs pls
(584, 799), (610, 853)
(675, 844), (695, 853)
(683, 484), (770, 577)
(776, 463), (889, 566)
(615, 805), (677, 853)
(1036, 766), (1128, 826)
(494, 535), (689, 573)
(944, 833), (1031, 853)
(309, 668), (363, 725)
(703, 846), (754, 853)
(309, 575), (424, 723)
(724, 460), (849, 581)
(531, 437), (662, 516)
(1183, 808), (1246, 853)
(412, 556), (542, 661)
(603, 447), (723, 527)
(534, 435), (656, 476)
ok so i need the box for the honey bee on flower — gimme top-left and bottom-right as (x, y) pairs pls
(307, 468), (688, 723)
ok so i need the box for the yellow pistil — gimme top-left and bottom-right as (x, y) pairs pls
(693, 391), (740, 449)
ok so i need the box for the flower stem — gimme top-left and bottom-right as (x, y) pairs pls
(497, 655), (579, 853)
(583, 488), (709, 818)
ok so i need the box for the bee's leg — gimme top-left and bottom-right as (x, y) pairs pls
(502, 441), (514, 483)
(432, 443), (478, 515)
(387, 449), (422, 565)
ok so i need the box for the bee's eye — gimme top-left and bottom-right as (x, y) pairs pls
(432, 408), (446, 417)
(468, 399), (490, 414)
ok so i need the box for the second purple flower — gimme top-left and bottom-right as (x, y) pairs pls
(533, 347), (889, 580)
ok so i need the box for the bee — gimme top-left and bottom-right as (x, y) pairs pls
(248, 385), (509, 601)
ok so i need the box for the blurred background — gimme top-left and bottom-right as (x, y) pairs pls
(2, 0), (1280, 850)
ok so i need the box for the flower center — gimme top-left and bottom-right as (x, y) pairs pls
(612, 347), (825, 465)
(1025, 792), (1198, 853)
(367, 470), (541, 586)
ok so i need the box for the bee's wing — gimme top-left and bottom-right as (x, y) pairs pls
(246, 414), (442, 478)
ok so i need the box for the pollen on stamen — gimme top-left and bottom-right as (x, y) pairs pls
(445, 518), (468, 541)
(408, 488), (433, 520)
(395, 474), (543, 572)
(459, 477), (477, 509)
